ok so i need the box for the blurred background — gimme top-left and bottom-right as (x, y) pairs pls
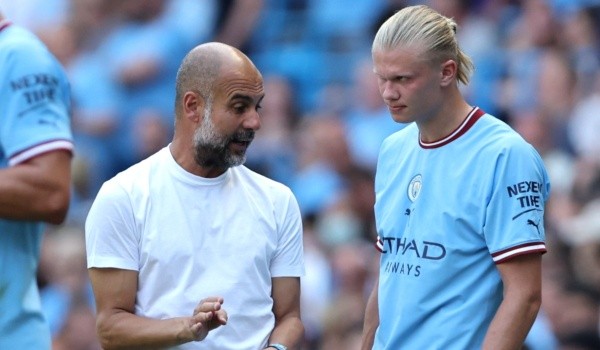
(2, 0), (599, 349)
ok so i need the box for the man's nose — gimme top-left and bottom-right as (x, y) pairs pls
(381, 82), (399, 101)
(243, 110), (261, 131)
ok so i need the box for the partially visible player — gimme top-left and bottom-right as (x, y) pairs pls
(0, 9), (74, 350)
(361, 5), (550, 350)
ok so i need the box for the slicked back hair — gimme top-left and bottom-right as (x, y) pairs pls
(372, 5), (474, 85)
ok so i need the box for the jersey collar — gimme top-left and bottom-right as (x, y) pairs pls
(419, 107), (484, 149)
(0, 19), (12, 32)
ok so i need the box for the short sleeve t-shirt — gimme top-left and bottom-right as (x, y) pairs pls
(86, 146), (305, 349)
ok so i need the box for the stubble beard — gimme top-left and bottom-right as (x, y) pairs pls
(193, 110), (251, 169)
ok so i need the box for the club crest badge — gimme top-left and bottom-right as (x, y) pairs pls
(407, 174), (422, 202)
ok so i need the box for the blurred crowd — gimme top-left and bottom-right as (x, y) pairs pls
(2, 0), (600, 349)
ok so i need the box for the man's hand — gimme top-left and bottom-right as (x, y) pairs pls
(183, 297), (228, 342)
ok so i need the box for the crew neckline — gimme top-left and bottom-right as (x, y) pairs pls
(0, 19), (12, 32)
(163, 146), (230, 185)
(419, 107), (484, 149)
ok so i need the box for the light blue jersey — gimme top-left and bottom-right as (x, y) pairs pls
(0, 21), (73, 349)
(373, 108), (550, 350)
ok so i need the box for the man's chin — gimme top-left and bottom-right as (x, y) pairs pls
(224, 157), (246, 168)
(390, 111), (412, 124)
(222, 147), (245, 165)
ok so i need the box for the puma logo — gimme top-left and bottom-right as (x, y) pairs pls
(527, 219), (541, 235)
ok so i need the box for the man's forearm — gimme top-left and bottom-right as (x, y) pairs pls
(482, 294), (541, 350)
(361, 315), (378, 350)
(360, 279), (379, 350)
(361, 281), (379, 350)
(267, 315), (304, 350)
(96, 311), (195, 350)
(0, 152), (71, 223)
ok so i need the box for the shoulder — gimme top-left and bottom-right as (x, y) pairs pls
(0, 26), (68, 96)
(471, 114), (540, 158)
(377, 123), (418, 170)
(0, 25), (37, 48)
(0, 26), (56, 65)
(380, 122), (418, 152)
(472, 114), (549, 187)
(90, 154), (160, 222)
(101, 151), (163, 195)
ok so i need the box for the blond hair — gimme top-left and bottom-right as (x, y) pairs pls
(372, 5), (474, 85)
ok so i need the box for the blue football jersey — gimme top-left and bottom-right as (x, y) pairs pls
(373, 108), (550, 350)
(0, 21), (73, 349)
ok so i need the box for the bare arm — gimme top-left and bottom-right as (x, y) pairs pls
(89, 267), (227, 350)
(267, 276), (304, 350)
(361, 276), (379, 350)
(0, 150), (71, 224)
(482, 254), (542, 350)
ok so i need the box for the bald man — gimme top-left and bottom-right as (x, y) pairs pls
(85, 43), (305, 350)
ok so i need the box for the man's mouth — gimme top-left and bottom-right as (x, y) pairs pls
(388, 104), (405, 112)
(230, 138), (252, 151)
(232, 137), (253, 144)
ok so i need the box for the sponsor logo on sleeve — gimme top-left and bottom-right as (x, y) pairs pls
(506, 180), (544, 220)
(10, 73), (61, 118)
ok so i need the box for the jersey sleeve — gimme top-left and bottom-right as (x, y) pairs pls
(484, 140), (550, 263)
(85, 179), (140, 271)
(270, 187), (305, 277)
(0, 37), (73, 165)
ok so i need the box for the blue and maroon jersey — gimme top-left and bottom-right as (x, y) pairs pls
(373, 107), (549, 349)
(0, 20), (73, 350)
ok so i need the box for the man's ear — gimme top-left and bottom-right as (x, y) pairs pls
(183, 91), (204, 123)
(440, 59), (458, 87)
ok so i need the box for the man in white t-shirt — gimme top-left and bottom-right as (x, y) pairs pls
(85, 42), (305, 350)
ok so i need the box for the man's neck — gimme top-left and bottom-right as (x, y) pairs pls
(417, 94), (472, 144)
(168, 142), (228, 179)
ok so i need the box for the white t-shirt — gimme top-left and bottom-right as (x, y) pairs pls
(86, 146), (305, 349)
